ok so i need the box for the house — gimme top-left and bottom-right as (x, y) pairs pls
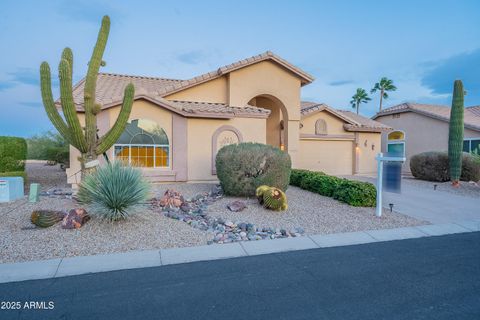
(372, 102), (480, 172)
(65, 51), (390, 185)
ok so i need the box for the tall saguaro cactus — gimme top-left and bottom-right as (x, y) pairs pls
(40, 15), (134, 173)
(448, 80), (464, 187)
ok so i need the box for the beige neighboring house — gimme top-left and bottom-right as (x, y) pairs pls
(64, 51), (390, 186)
(373, 102), (480, 172)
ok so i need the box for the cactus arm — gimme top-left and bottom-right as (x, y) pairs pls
(96, 83), (134, 154)
(58, 59), (88, 153)
(84, 15), (110, 155)
(40, 62), (72, 143)
(61, 47), (73, 72)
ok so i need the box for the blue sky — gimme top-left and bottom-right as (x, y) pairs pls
(0, 0), (479, 137)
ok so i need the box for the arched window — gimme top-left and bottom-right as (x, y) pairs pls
(113, 119), (170, 168)
(315, 119), (327, 135)
(387, 130), (405, 157)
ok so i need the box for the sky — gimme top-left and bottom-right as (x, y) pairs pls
(0, 0), (479, 137)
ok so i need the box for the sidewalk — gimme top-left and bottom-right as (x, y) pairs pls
(1, 220), (479, 284)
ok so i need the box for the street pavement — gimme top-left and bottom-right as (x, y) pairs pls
(0, 232), (479, 320)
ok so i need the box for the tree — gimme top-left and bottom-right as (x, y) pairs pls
(40, 16), (134, 175)
(448, 80), (465, 187)
(350, 88), (371, 115)
(371, 77), (397, 111)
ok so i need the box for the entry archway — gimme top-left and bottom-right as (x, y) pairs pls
(248, 94), (289, 151)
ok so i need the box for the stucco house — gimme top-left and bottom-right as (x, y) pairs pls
(373, 102), (480, 172)
(65, 51), (390, 185)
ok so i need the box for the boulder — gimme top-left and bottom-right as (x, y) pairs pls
(227, 201), (247, 212)
(61, 208), (90, 229)
(159, 189), (185, 208)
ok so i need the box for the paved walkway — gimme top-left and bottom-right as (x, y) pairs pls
(1, 232), (479, 320)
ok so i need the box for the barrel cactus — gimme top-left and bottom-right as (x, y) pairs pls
(40, 15), (134, 173)
(262, 187), (288, 211)
(255, 185), (270, 205)
(448, 80), (465, 186)
(31, 210), (65, 228)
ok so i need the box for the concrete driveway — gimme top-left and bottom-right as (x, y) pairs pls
(383, 184), (479, 224)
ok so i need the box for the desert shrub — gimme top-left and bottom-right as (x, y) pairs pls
(0, 136), (27, 172)
(77, 161), (150, 221)
(410, 151), (480, 182)
(215, 142), (291, 196)
(27, 131), (69, 165)
(333, 180), (377, 207)
(300, 173), (341, 197)
(289, 169), (376, 207)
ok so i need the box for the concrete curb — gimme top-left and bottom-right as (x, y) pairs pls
(1, 220), (479, 284)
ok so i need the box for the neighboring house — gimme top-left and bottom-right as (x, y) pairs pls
(64, 51), (390, 185)
(373, 102), (480, 172)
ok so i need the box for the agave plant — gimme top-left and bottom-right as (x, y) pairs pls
(77, 161), (150, 221)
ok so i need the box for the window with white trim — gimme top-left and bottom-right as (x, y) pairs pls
(463, 138), (480, 154)
(113, 119), (170, 168)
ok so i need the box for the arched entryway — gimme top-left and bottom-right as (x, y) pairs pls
(248, 94), (289, 150)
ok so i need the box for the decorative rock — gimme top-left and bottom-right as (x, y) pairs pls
(149, 185), (306, 245)
(61, 208), (90, 229)
(227, 200), (247, 212)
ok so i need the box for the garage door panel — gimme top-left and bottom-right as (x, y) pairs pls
(298, 140), (353, 175)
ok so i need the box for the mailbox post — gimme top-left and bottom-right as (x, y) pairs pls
(375, 153), (406, 217)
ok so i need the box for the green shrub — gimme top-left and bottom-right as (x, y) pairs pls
(333, 180), (377, 207)
(27, 131), (69, 164)
(300, 173), (341, 197)
(77, 161), (150, 221)
(215, 142), (291, 196)
(410, 151), (480, 182)
(290, 169), (376, 207)
(0, 136), (27, 172)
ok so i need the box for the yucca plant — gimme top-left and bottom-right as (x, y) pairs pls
(77, 161), (150, 221)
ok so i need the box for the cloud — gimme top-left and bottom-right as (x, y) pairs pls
(176, 51), (206, 65)
(421, 49), (480, 105)
(8, 68), (39, 86)
(0, 82), (15, 91)
(19, 102), (43, 108)
(328, 80), (354, 86)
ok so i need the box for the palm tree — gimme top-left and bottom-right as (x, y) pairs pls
(350, 88), (371, 114)
(371, 77), (397, 111)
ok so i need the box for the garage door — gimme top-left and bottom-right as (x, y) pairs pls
(298, 140), (353, 175)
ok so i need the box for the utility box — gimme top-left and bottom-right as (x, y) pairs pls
(0, 177), (25, 202)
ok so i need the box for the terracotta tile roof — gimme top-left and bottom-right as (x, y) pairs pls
(168, 100), (271, 118)
(64, 51), (314, 113)
(373, 102), (480, 132)
(301, 101), (391, 132)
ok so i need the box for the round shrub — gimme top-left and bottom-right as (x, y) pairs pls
(77, 161), (150, 221)
(332, 180), (377, 207)
(410, 151), (480, 182)
(215, 142), (291, 196)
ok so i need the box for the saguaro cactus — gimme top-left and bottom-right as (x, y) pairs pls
(40, 15), (134, 173)
(448, 80), (464, 187)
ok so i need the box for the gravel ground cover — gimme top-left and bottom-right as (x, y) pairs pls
(1, 163), (427, 263)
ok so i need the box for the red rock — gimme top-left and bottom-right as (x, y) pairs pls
(62, 208), (90, 229)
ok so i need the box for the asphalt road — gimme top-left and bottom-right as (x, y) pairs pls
(1, 232), (479, 320)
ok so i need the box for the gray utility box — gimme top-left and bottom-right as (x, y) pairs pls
(0, 177), (25, 202)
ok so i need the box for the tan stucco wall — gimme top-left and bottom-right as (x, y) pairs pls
(357, 132), (381, 174)
(187, 117), (266, 181)
(165, 77), (228, 103)
(227, 61), (302, 166)
(300, 111), (348, 135)
(376, 112), (480, 172)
